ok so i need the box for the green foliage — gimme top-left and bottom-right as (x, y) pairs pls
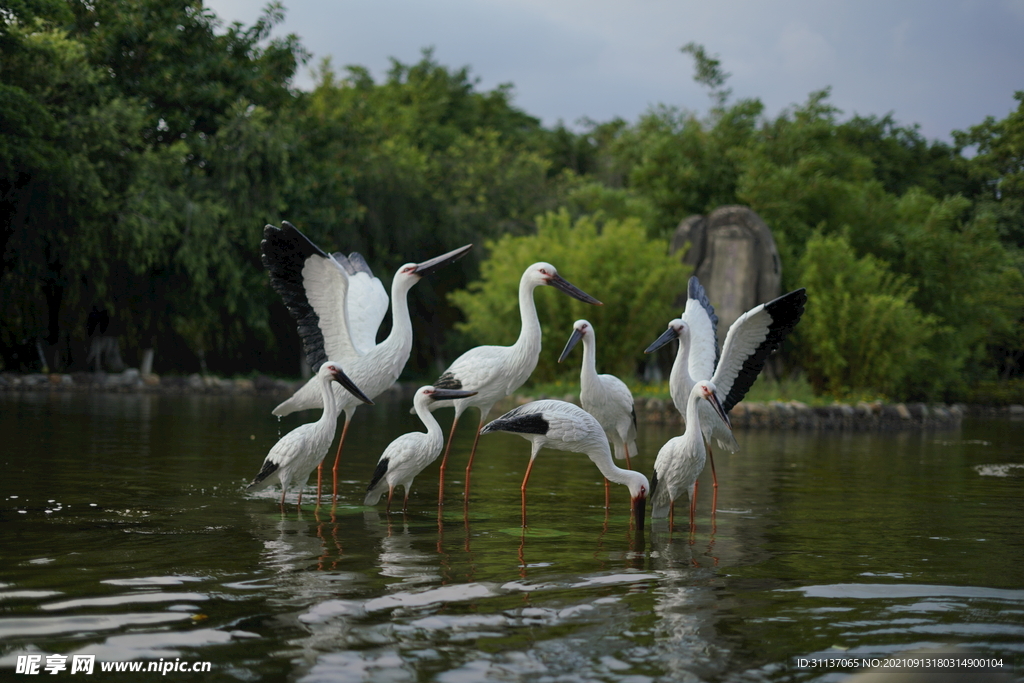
(450, 209), (688, 383)
(966, 378), (1024, 406)
(796, 232), (940, 399)
(955, 91), (1024, 250)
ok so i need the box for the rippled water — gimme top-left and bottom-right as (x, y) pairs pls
(1, 391), (1022, 681)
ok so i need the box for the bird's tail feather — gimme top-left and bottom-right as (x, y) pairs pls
(613, 440), (638, 461)
(364, 486), (385, 506)
(649, 471), (671, 520)
(247, 460), (279, 491)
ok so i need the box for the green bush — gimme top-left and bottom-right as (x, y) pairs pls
(796, 231), (941, 399)
(450, 209), (688, 383)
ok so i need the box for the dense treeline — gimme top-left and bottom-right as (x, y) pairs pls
(2, 1), (1022, 401)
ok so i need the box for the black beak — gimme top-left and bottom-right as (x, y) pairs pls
(549, 273), (602, 305)
(430, 389), (477, 401)
(707, 391), (732, 430)
(412, 244), (472, 277)
(632, 495), (647, 532)
(644, 326), (679, 354)
(330, 367), (374, 405)
(558, 327), (585, 363)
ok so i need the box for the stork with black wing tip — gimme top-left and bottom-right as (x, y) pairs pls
(481, 400), (649, 531)
(261, 222), (471, 501)
(365, 385), (477, 513)
(247, 361), (367, 508)
(646, 276), (807, 497)
(649, 380), (732, 530)
(424, 262), (602, 506)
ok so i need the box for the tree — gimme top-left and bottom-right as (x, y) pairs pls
(796, 232), (939, 398)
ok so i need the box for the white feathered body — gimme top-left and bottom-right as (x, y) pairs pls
(650, 383), (709, 520)
(273, 259), (414, 418)
(426, 267), (544, 421)
(363, 405), (444, 506)
(484, 400), (649, 499)
(572, 323), (637, 462)
(670, 293), (739, 453)
(248, 365), (342, 496)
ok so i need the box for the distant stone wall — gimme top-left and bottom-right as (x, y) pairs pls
(671, 206), (782, 346)
(635, 397), (968, 431)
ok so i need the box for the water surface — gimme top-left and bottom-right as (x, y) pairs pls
(1, 392), (1022, 681)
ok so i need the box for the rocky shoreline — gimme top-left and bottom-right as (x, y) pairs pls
(3, 370), (1021, 429)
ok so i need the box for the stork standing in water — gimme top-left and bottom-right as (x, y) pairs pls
(261, 222), (471, 500)
(364, 385), (478, 512)
(481, 400), (649, 530)
(247, 361), (371, 508)
(426, 262), (601, 505)
(650, 380), (732, 530)
(558, 319), (638, 506)
(646, 277), (806, 499)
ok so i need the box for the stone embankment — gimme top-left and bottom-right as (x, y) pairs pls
(0, 370), (304, 395)
(634, 397), (971, 431)
(3, 371), (1022, 429)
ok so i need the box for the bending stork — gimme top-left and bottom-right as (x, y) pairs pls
(481, 400), (649, 530)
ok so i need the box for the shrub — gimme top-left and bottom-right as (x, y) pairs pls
(796, 231), (941, 399)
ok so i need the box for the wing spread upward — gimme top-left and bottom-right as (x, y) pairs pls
(334, 252), (389, 356)
(261, 223), (360, 370)
(682, 276), (718, 382)
(712, 288), (807, 412)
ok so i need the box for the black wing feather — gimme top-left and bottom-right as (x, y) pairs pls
(482, 405), (550, 435)
(248, 459), (279, 489)
(721, 288), (807, 413)
(433, 371), (462, 390)
(261, 222), (330, 373)
(367, 458), (389, 492)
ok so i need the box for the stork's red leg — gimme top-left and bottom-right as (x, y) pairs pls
(437, 415), (460, 506)
(330, 418), (352, 502)
(463, 417), (485, 501)
(520, 457), (537, 528)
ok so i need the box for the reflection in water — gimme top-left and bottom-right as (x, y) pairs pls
(2, 393), (1023, 681)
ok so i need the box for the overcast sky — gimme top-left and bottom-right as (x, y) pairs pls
(206, 0), (1024, 143)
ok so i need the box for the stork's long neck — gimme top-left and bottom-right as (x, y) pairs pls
(319, 372), (339, 422)
(586, 440), (634, 487)
(511, 274), (542, 363)
(413, 395), (442, 440)
(670, 330), (694, 412)
(378, 276), (415, 366)
(579, 333), (600, 395)
(683, 387), (705, 448)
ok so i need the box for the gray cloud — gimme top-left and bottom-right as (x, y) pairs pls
(207, 0), (1024, 140)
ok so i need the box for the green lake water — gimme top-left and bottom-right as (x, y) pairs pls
(1, 391), (1022, 681)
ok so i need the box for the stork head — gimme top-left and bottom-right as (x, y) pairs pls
(524, 263), (602, 305)
(557, 319), (592, 363)
(396, 244), (473, 284)
(695, 380), (731, 430)
(644, 318), (688, 354)
(321, 361), (374, 405)
(627, 472), (650, 532)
